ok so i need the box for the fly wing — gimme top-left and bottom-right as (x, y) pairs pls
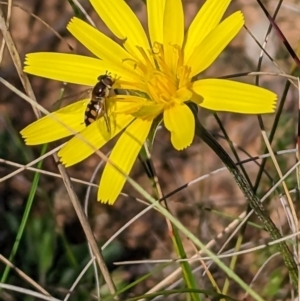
(51, 88), (91, 111)
(96, 98), (117, 140)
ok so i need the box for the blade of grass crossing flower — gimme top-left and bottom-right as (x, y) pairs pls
(20, 99), (88, 145)
(187, 11), (244, 76)
(1, 144), (47, 283)
(98, 119), (152, 204)
(58, 120), (105, 167)
(184, 0), (231, 61)
(58, 114), (134, 167)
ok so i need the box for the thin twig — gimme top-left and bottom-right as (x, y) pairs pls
(0, 0), (12, 64)
(0, 254), (51, 296)
(0, 283), (61, 301)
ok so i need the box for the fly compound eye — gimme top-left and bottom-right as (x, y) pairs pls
(98, 74), (115, 89)
(103, 77), (114, 89)
(91, 81), (105, 99)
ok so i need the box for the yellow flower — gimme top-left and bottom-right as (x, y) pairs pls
(21, 0), (277, 204)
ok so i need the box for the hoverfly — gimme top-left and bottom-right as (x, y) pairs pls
(84, 73), (115, 132)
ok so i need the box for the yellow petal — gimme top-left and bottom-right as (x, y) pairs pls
(90, 0), (150, 62)
(176, 88), (193, 102)
(184, 0), (231, 61)
(68, 17), (130, 62)
(192, 79), (277, 113)
(118, 80), (148, 94)
(187, 11), (244, 77)
(114, 95), (163, 119)
(133, 103), (164, 119)
(163, 0), (184, 73)
(67, 17), (141, 81)
(24, 53), (118, 86)
(113, 95), (146, 114)
(147, 0), (165, 45)
(98, 118), (152, 204)
(164, 104), (195, 150)
(20, 99), (88, 145)
(58, 114), (134, 167)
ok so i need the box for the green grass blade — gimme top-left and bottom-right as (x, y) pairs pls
(1, 144), (48, 283)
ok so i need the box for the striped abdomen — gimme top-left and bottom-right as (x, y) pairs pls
(84, 100), (103, 126)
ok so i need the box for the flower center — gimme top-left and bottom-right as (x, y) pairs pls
(120, 42), (193, 108)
